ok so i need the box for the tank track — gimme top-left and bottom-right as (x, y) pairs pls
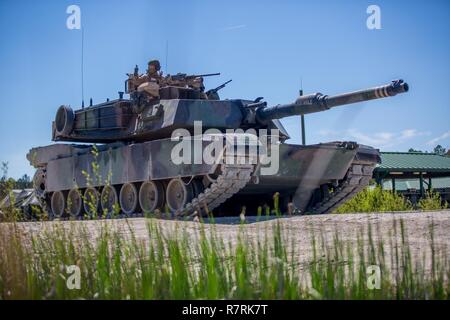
(309, 160), (376, 214)
(177, 155), (255, 218)
(30, 156), (254, 221)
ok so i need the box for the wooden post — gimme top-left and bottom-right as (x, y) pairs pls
(301, 115), (306, 145)
(378, 172), (383, 189)
(419, 173), (424, 197)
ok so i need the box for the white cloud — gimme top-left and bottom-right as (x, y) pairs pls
(426, 131), (450, 146)
(400, 129), (420, 139)
(220, 24), (247, 31)
(317, 128), (429, 149)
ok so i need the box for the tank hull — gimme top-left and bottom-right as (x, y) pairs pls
(28, 136), (380, 218)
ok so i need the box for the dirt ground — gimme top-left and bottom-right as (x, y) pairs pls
(7, 210), (450, 271)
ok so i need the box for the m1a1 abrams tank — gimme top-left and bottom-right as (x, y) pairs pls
(27, 65), (408, 219)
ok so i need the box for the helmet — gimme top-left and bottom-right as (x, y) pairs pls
(148, 60), (161, 71)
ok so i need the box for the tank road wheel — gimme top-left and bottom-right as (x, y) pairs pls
(67, 188), (83, 218)
(101, 185), (119, 216)
(166, 178), (194, 213)
(139, 181), (165, 213)
(120, 183), (139, 216)
(51, 191), (66, 218)
(33, 169), (47, 198)
(83, 187), (100, 217)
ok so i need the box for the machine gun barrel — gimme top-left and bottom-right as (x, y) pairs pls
(171, 72), (221, 81)
(256, 79), (409, 124)
(190, 72), (221, 78)
(207, 79), (232, 93)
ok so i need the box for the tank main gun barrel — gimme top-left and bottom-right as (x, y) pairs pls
(256, 79), (409, 124)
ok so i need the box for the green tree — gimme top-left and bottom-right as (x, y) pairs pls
(0, 162), (16, 204)
(15, 174), (32, 189)
(434, 145), (447, 156)
(408, 148), (423, 153)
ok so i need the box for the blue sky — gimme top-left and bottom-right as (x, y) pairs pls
(0, 0), (449, 179)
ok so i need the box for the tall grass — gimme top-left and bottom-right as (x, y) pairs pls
(0, 217), (448, 300)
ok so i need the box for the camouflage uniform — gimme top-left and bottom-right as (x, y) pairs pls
(138, 60), (164, 98)
(128, 59), (205, 96)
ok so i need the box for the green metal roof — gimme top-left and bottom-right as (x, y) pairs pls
(377, 152), (450, 172)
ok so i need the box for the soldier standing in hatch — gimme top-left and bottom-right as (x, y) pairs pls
(146, 60), (164, 83)
(136, 59), (165, 99)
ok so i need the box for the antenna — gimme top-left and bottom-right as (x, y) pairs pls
(81, 27), (85, 108)
(300, 77), (303, 95)
(165, 40), (169, 73)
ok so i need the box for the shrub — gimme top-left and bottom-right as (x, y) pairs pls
(418, 191), (448, 211)
(335, 186), (413, 213)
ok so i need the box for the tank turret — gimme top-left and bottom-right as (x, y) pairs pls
(52, 79), (408, 144)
